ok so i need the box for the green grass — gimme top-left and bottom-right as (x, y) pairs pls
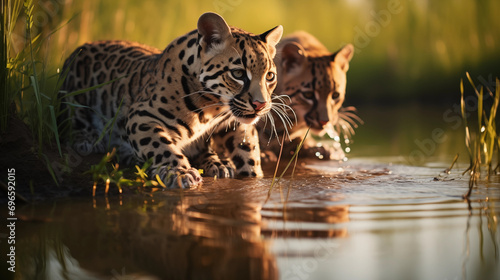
(2, 0), (65, 156)
(87, 148), (171, 196)
(459, 73), (500, 198)
(1, 0), (23, 132)
(41, 0), (500, 104)
(1, 1), (132, 188)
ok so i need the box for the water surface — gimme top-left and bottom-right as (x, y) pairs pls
(6, 157), (499, 280)
(4, 105), (500, 280)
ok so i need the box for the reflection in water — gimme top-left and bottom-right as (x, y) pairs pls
(462, 198), (499, 280)
(17, 237), (99, 280)
(8, 161), (500, 279)
(15, 190), (278, 280)
(262, 205), (349, 238)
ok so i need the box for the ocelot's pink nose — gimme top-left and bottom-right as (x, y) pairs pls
(319, 120), (329, 127)
(252, 101), (267, 112)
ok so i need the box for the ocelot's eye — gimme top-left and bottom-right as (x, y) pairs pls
(266, 72), (276, 82)
(332, 91), (340, 99)
(230, 69), (245, 80)
(302, 91), (315, 100)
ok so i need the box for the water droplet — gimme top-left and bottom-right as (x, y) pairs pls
(481, 126), (486, 132)
(345, 147), (351, 153)
(333, 136), (340, 142)
(315, 152), (324, 159)
(344, 139), (350, 144)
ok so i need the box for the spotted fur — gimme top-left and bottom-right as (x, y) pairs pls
(59, 13), (283, 188)
(259, 31), (359, 160)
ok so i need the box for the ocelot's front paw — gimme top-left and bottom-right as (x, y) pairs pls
(235, 163), (263, 178)
(74, 139), (106, 156)
(260, 150), (278, 163)
(201, 160), (235, 179)
(156, 166), (202, 189)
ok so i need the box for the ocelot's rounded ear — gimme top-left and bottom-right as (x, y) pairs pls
(259, 25), (283, 49)
(197, 12), (232, 51)
(281, 42), (306, 74)
(331, 44), (354, 72)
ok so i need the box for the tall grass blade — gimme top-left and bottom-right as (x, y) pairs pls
(466, 72), (479, 96)
(266, 132), (286, 203)
(460, 74), (500, 198)
(1, 1), (7, 131)
(41, 153), (59, 187)
(477, 86), (483, 136)
(1, 0), (24, 132)
(266, 128), (310, 201)
(48, 105), (62, 156)
(460, 79), (473, 172)
(444, 153), (459, 174)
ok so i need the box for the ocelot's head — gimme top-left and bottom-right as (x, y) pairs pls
(196, 13), (283, 125)
(276, 39), (355, 137)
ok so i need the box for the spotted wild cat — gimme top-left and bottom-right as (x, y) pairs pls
(59, 13), (285, 188)
(259, 31), (360, 161)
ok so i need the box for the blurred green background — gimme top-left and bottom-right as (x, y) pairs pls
(21, 0), (499, 105)
(3, 0), (498, 164)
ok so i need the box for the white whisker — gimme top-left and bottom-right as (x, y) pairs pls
(271, 107), (294, 129)
(331, 106), (363, 140)
(205, 111), (232, 141)
(340, 109), (363, 121)
(265, 112), (280, 144)
(271, 107), (292, 140)
(272, 103), (296, 125)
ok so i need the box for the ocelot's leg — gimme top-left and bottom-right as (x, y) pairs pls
(108, 117), (137, 165)
(213, 124), (263, 177)
(125, 117), (201, 189)
(70, 106), (107, 156)
(187, 142), (235, 178)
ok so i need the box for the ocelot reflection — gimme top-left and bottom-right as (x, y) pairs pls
(15, 181), (350, 279)
(15, 194), (274, 279)
(261, 204), (350, 238)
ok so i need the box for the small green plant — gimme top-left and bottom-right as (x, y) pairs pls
(87, 148), (169, 196)
(460, 72), (500, 198)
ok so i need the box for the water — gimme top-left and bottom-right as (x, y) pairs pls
(3, 105), (500, 279)
(4, 158), (499, 280)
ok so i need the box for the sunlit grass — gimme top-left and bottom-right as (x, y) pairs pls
(2, 1), (71, 155)
(87, 148), (168, 196)
(0, 0), (71, 185)
(46, 0), (500, 103)
(266, 128), (310, 203)
(2, 1), (133, 187)
(459, 72), (500, 198)
(1, 0), (23, 131)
